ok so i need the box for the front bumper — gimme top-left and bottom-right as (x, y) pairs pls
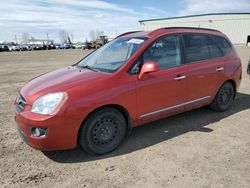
(14, 105), (82, 151)
(17, 126), (29, 145)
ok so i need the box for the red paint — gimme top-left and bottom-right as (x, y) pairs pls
(138, 61), (159, 80)
(14, 28), (242, 151)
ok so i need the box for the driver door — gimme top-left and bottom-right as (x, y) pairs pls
(135, 35), (188, 124)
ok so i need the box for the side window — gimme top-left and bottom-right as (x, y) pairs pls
(142, 35), (181, 69)
(211, 36), (231, 55)
(207, 36), (223, 58)
(183, 34), (210, 63)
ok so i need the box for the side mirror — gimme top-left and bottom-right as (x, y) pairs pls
(138, 61), (159, 80)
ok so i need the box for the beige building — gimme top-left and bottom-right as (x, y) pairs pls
(139, 13), (250, 45)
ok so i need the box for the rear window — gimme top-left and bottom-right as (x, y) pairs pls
(207, 36), (223, 58)
(183, 35), (210, 63)
(183, 34), (229, 63)
(211, 36), (231, 55)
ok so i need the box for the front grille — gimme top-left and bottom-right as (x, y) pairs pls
(15, 94), (26, 113)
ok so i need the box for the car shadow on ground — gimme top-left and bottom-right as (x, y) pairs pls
(43, 92), (250, 163)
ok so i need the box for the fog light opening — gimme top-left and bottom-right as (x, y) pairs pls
(30, 127), (47, 137)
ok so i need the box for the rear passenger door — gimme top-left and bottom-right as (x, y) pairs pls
(182, 34), (226, 109)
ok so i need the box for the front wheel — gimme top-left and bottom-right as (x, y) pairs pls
(79, 107), (127, 155)
(209, 82), (235, 112)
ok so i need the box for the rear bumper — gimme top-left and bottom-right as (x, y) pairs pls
(14, 107), (82, 151)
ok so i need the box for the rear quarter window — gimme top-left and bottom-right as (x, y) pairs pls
(183, 34), (229, 64)
(211, 36), (231, 55)
(207, 36), (224, 58)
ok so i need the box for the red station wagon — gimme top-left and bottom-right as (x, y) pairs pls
(14, 27), (242, 155)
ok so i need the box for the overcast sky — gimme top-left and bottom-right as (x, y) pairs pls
(1, 0), (250, 43)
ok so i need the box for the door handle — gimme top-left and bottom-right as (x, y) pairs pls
(216, 67), (224, 71)
(174, 75), (186, 80)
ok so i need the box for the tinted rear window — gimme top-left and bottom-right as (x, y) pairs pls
(183, 35), (210, 63)
(183, 34), (229, 63)
(211, 36), (231, 55)
(207, 36), (223, 58)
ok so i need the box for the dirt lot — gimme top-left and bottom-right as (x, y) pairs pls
(0, 47), (250, 188)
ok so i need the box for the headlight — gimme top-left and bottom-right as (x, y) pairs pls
(31, 92), (67, 115)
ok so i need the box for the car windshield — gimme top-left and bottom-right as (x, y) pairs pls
(78, 37), (147, 73)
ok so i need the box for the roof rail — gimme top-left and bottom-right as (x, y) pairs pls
(115, 31), (142, 38)
(163, 27), (220, 32)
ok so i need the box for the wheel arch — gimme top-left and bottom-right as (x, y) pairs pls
(77, 104), (133, 144)
(225, 79), (237, 98)
(211, 79), (237, 103)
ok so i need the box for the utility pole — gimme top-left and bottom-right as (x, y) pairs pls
(71, 33), (73, 43)
(14, 34), (17, 44)
(47, 33), (49, 42)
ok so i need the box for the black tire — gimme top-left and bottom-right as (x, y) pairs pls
(79, 107), (127, 155)
(209, 82), (235, 112)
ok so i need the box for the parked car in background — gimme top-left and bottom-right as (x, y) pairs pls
(0, 45), (4, 52)
(48, 44), (56, 50)
(22, 45), (32, 51)
(43, 44), (55, 50)
(54, 44), (60, 49)
(14, 27), (242, 155)
(13, 45), (23, 51)
(59, 43), (72, 49)
(72, 43), (86, 49)
(0, 45), (10, 52)
(31, 44), (44, 50)
(7, 45), (15, 51)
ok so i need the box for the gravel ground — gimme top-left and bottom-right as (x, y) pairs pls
(0, 47), (250, 188)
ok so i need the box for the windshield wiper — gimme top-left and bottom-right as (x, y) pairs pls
(78, 65), (99, 72)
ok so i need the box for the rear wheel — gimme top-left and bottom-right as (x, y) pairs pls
(209, 82), (235, 112)
(79, 107), (127, 155)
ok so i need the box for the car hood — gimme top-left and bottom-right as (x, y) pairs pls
(20, 66), (109, 104)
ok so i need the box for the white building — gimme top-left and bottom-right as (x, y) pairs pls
(139, 13), (250, 45)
